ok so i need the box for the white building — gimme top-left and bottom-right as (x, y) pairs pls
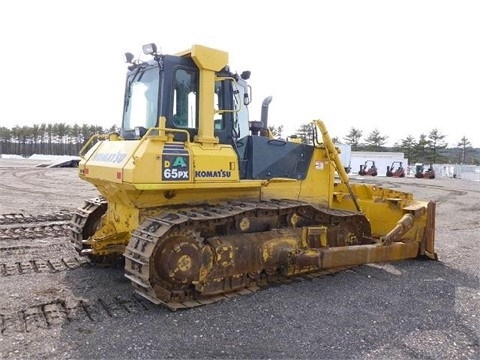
(350, 151), (408, 177)
(335, 143), (352, 170)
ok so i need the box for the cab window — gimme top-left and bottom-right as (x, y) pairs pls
(173, 68), (198, 128)
(214, 81), (225, 130)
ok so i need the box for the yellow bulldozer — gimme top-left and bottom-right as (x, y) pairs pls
(69, 44), (437, 311)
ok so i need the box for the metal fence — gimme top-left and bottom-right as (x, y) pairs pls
(433, 164), (480, 182)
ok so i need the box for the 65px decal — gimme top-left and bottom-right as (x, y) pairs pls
(162, 155), (189, 181)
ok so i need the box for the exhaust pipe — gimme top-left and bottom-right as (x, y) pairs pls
(260, 96), (273, 130)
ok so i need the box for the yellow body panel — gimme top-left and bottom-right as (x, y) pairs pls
(331, 181), (428, 239)
(190, 143), (240, 182)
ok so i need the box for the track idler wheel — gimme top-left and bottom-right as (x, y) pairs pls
(153, 230), (213, 288)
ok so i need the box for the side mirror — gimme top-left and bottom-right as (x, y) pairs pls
(134, 126), (147, 138)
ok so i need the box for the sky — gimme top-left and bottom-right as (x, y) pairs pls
(1, 0), (479, 148)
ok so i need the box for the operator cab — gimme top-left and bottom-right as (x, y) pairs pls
(121, 43), (251, 146)
(121, 43), (313, 181)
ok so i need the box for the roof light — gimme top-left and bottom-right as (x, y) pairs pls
(142, 43), (158, 56)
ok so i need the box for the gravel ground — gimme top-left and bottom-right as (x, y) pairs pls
(0, 158), (478, 359)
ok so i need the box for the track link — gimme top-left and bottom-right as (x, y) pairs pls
(0, 211), (72, 225)
(0, 222), (70, 240)
(0, 257), (89, 277)
(69, 197), (107, 254)
(0, 295), (151, 335)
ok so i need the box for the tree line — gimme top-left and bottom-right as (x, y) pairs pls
(1, 122), (477, 166)
(0, 123), (119, 157)
(270, 124), (478, 165)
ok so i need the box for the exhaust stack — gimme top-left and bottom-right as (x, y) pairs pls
(261, 96), (273, 130)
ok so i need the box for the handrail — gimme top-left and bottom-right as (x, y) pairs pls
(79, 134), (111, 158)
(313, 120), (361, 212)
(79, 126), (191, 163)
(215, 76), (242, 115)
(128, 127), (191, 165)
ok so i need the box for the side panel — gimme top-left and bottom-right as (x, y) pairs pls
(298, 146), (335, 206)
(237, 136), (314, 180)
(81, 141), (139, 184)
(190, 143), (240, 182)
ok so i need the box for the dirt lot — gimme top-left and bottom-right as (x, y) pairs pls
(0, 157), (478, 359)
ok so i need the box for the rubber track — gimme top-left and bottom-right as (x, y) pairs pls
(124, 199), (363, 311)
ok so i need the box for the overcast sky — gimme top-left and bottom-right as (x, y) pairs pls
(1, 0), (479, 147)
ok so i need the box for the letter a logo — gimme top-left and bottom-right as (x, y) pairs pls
(172, 157), (187, 167)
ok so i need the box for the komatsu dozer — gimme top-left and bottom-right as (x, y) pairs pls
(69, 44), (437, 310)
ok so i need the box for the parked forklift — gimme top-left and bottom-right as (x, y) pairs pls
(386, 161), (405, 178)
(415, 164), (435, 179)
(344, 161), (352, 174)
(358, 160), (378, 176)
